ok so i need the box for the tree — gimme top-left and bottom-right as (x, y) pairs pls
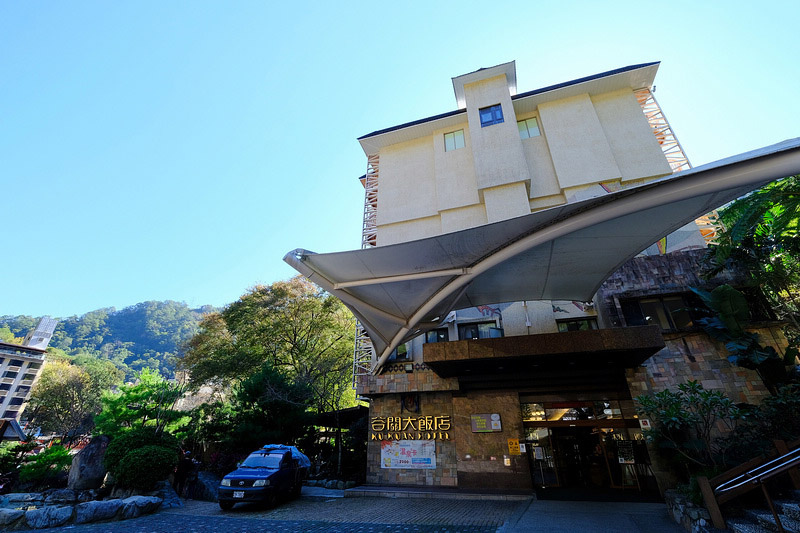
(637, 381), (741, 471)
(94, 368), (188, 438)
(181, 277), (355, 415)
(691, 285), (788, 393)
(705, 175), (800, 362)
(27, 361), (99, 445)
(189, 364), (313, 453)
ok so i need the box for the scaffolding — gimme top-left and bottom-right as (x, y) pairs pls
(635, 88), (722, 245)
(352, 154), (380, 386)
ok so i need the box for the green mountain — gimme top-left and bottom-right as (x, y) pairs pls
(0, 301), (215, 378)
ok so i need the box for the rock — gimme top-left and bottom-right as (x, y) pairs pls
(336, 481), (345, 490)
(68, 435), (110, 490)
(77, 489), (99, 502)
(344, 481), (356, 489)
(25, 505), (73, 529)
(148, 480), (182, 509)
(102, 471), (116, 489)
(192, 472), (220, 502)
(119, 496), (162, 519)
(109, 485), (137, 500)
(5, 492), (43, 507)
(325, 480), (337, 489)
(75, 499), (124, 524)
(45, 488), (78, 505)
(0, 508), (24, 526)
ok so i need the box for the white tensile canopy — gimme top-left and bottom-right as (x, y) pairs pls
(285, 139), (800, 373)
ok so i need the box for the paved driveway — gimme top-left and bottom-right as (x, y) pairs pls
(45, 494), (519, 532)
(42, 489), (684, 532)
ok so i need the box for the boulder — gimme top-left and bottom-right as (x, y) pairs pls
(68, 435), (110, 490)
(149, 480), (182, 509)
(5, 492), (43, 508)
(77, 489), (99, 502)
(0, 508), (24, 526)
(45, 488), (78, 505)
(119, 496), (161, 519)
(25, 505), (73, 529)
(75, 499), (124, 524)
(109, 485), (137, 500)
(192, 472), (220, 502)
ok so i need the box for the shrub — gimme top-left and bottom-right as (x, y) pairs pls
(0, 441), (35, 474)
(19, 445), (72, 485)
(114, 445), (177, 490)
(636, 381), (740, 473)
(719, 384), (800, 465)
(104, 427), (179, 476)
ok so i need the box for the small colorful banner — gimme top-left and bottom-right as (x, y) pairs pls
(380, 440), (436, 469)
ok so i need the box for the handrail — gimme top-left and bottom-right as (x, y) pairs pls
(715, 448), (800, 495)
(698, 439), (800, 532)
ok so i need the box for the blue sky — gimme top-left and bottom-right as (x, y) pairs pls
(3, 1), (799, 318)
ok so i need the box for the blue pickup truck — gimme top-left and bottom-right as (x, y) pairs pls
(218, 445), (310, 510)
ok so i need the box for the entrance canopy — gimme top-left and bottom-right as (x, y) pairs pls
(285, 139), (800, 373)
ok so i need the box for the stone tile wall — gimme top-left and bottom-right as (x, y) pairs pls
(626, 331), (776, 404)
(366, 392), (458, 487)
(356, 366), (459, 396)
(452, 391), (532, 490)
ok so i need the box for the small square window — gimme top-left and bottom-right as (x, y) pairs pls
(444, 130), (465, 152)
(479, 104), (504, 127)
(518, 117), (541, 139)
(556, 318), (598, 332)
(425, 328), (449, 343)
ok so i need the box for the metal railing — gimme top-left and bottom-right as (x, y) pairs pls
(698, 439), (800, 531)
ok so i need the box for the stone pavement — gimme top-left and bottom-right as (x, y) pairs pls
(40, 487), (685, 532)
(503, 499), (685, 532)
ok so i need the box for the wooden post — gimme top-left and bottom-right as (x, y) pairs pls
(697, 476), (726, 530)
(774, 440), (800, 489)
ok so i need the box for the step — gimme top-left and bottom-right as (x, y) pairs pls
(744, 508), (800, 533)
(727, 517), (771, 533)
(777, 501), (800, 522)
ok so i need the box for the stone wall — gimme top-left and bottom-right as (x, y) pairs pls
(452, 391), (531, 490)
(597, 249), (748, 328)
(366, 392), (457, 487)
(626, 330), (774, 404)
(356, 366), (459, 396)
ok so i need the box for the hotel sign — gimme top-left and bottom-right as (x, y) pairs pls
(370, 415), (451, 441)
(471, 413), (502, 433)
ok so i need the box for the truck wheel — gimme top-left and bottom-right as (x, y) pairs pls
(265, 491), (278, 508)
(219, 501), (234, 511)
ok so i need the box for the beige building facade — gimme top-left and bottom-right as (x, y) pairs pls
(348, 62), (780, 495)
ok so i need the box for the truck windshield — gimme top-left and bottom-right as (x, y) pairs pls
(241, 453), (282, 469)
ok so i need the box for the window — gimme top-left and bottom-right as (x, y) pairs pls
(621, 294), (698, 331)
(458, 322), (503, 340)
(518, 117), (541, 139)
(22, 374), (36, 381)
(8, 360), (23, 368)
(479, 104), (504, 127)
(388, 342), (410, 361)
(0, 384), (10, 391)
(425, 328), (449, 343)
(8, 397), (23, 406)
(444, 130), (465, 151)
(556, 318), (598, 333)
(2, 371), (17, 379)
